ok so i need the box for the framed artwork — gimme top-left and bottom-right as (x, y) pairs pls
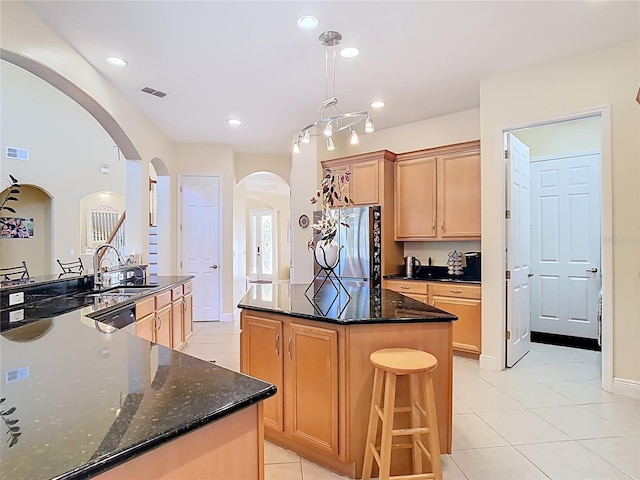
(0, 217), (34, 238)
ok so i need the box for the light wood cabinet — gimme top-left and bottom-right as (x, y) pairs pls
(284, 322), (339, 456)
(134, 281), (193, 349)
(240, 308), (453, 478)
(430, 283), (481, 356)
(395, 141), (481, 241)
(384, 279), (429, 304)
(240, 315), (339, 455)
(241, 314), (283, 431)
(322, 151), (404, 277)
(183, 292), (193, 341)
(383, 280), (482, 357)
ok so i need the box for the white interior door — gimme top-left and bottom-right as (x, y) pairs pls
(249, 209), (276, 282)
(506, 133), (532, 367)
(181, 176), (220, 321)
(531, 154), (601, 339)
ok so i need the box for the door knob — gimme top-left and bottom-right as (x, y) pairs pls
(209, 265), (218, 269)
(528, 272), (534, 277)
(586, 267), (598, 273)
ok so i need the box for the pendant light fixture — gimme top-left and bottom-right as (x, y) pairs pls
(293, 31), (374, 153)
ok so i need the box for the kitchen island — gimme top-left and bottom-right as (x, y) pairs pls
(238, 282), (457, 479)
(0, 276), (276, 480)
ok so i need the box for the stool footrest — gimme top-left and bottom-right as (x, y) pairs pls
(392, 426), (430, 436)
(387, 474), (437, 480)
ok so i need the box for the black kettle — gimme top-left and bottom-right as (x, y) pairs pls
(403, 256), (421, 278)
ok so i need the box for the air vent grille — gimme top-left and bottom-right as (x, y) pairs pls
(141, 86), (168, 98)
(6, 147), (29, 161)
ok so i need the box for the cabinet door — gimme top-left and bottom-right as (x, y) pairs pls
(438, 151), (481, 238)
(183, 293), (193, 341)
(395, 156), (437, 239)
(241, 314), (284, 432)
(155, 304), (172, 348)
(136, 312), (156, 343)
(431, 295), (481, 355)
(350, 160), (379, 205)
(171, 301), (185, 350)
(284, 322), (339, 456)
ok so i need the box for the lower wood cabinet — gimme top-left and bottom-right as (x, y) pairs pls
(384, 279), (482, 357)
(135, 281), (193, 350)
(285, 322), (339, 456)
(240, 309), (453, 478)
(241, 314), (339, 455)
(430, 284), (481, 356)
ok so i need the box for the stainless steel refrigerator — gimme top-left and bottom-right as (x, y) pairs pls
(313, 205), (382, 287)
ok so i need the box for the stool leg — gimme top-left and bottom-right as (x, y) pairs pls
(362, 367), (384, 480)
(379, 371), (397, 480)
(409, 374), (423, 475)
(422, 373), (443, 480)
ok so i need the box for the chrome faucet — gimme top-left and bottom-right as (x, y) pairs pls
(93, 243), (127, 290)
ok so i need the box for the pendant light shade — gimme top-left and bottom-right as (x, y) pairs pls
(350, 129), (359, 145)
(326, 137), (335, 151)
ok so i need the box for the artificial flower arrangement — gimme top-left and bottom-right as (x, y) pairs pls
(307, 168), (352, 267)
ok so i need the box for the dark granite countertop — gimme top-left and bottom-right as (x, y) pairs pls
(384, 274), (481, 285)
(1, 275), (194, 331)
(237, 282), (457, 324)
(0, 308), (276, 480)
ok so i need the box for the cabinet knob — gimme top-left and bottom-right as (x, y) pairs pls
(275, 333), (280, 356)
(450, 289), (463, 294)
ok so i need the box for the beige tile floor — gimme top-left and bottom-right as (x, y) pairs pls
(186, 320), (640, 480)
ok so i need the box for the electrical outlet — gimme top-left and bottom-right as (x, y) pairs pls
(127, 271), (134, 279)
(9, 292), (24, 306)
(9, 309), (24, 322)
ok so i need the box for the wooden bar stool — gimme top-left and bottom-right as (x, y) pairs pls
(362, 348), (442, 480)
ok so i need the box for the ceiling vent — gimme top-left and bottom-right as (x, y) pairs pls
(141, 86), (168, 98)
(6, 147), (29, 161)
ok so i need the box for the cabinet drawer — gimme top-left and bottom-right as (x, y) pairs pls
(430, 283), (481, 299)
(183, 281), (193, 295)
(136, 297), (155, 320)
(385, 280), (428, 295)
(172, 285), (184, 301)
(155, 290), (173, 309)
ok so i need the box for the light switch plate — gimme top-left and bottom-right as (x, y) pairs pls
(9, 292), (24, 306)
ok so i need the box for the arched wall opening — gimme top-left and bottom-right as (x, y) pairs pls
(0, 184), (53, 276)
(235, 172), (291, 293)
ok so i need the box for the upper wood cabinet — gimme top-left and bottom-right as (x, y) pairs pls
(321, 151), (404, 277)
(395, 141), (481, 241)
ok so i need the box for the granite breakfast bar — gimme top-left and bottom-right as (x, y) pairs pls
(0, 275), (276, 480)
(238, 282), (457, 479)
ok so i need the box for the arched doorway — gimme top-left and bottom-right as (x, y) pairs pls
(236, 172), (290, 289)
(0, 184), (53, 277)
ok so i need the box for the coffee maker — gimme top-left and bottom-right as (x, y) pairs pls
(403, 256), (421, 278)
(462, 252), (481, 281)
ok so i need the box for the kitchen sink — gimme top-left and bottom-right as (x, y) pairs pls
(105, 287), (154, 295)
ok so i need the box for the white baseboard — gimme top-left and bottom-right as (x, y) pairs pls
(220, 312), (235, 323)
(612, 377), (640, 399)
(479, 354), (502, 371)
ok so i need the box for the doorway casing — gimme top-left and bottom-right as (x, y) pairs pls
(491, 105), (613, 392)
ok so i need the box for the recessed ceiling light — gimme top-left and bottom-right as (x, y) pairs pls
(106, 56), (127, 67)
(227, 118), (242, 126)
(297, 16), (319, 30)
(340, 47), (359, 58)
(370, 101), (385, 109)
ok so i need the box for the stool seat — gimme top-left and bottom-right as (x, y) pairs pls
(370, 348), (438, 375)
(362, 348), (442, 480)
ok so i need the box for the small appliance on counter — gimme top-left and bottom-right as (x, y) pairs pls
(403, 256), (421, 278)
(462, 252), (481, 281)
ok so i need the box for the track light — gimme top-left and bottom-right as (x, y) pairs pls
(326, 137), (335, 151)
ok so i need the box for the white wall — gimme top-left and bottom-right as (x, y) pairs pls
(0, 61), (126, 274)
(480, 41), (640, 389)
(514, 116), (601, 158)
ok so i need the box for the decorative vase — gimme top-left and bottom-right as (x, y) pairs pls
(315, 240), (340, 269)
